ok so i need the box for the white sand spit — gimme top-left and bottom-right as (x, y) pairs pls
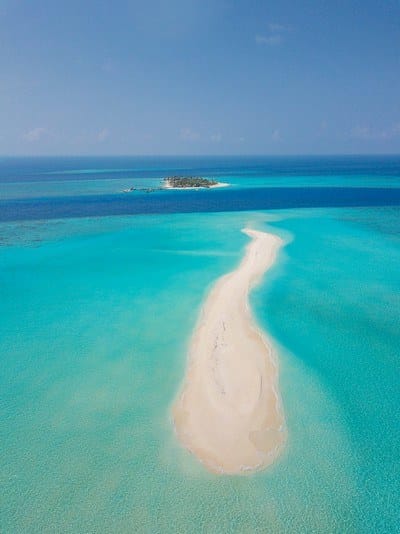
(172, 228), (286, 475)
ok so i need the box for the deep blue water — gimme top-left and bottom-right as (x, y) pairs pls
(1, 155), (400, 182)
(1, 187), (400, 222)
(1, 155), (400, 221)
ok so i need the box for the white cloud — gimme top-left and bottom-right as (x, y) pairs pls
(210, 133), (222, 143)
(101, 59), (116, 73)
(256, 22), (290, 46)
(180, 127), (199, 141)
(97, 128), (110, 142)
(392, 123), (400, 134)
(272, 129), (282, 141)
(351, 124), (400, 141)
(23, 127), (46, 142)
(351, 126), (377, 140)
(268, 23), (288, 32)
(256, 34), (282, 46)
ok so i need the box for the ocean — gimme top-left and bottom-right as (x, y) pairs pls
(1, 156), (399, 532)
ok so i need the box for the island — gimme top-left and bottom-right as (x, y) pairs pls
(121, 176), (229, 194)
(163, 176), (229, 189)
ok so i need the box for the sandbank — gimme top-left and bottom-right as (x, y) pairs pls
(172, 228), (286, 475)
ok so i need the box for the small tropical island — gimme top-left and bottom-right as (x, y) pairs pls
(163, 176), (229, 189)
(122, 176), (229, 193)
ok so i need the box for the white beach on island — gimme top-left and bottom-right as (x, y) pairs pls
(163, 180), (230, 190)
(172, 228), (286, 475)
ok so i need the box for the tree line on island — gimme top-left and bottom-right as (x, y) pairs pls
(123, 176), (219, 193)
(164, 176), (219, 188)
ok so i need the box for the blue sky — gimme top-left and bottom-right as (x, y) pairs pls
(1, 0), (399, 155)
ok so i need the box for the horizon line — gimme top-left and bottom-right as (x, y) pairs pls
(1, 153), (400, 159)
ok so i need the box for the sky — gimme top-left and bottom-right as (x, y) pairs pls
(0, 0), (399, 155)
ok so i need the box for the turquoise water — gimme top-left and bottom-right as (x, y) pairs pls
(1, 157), (400, 532)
